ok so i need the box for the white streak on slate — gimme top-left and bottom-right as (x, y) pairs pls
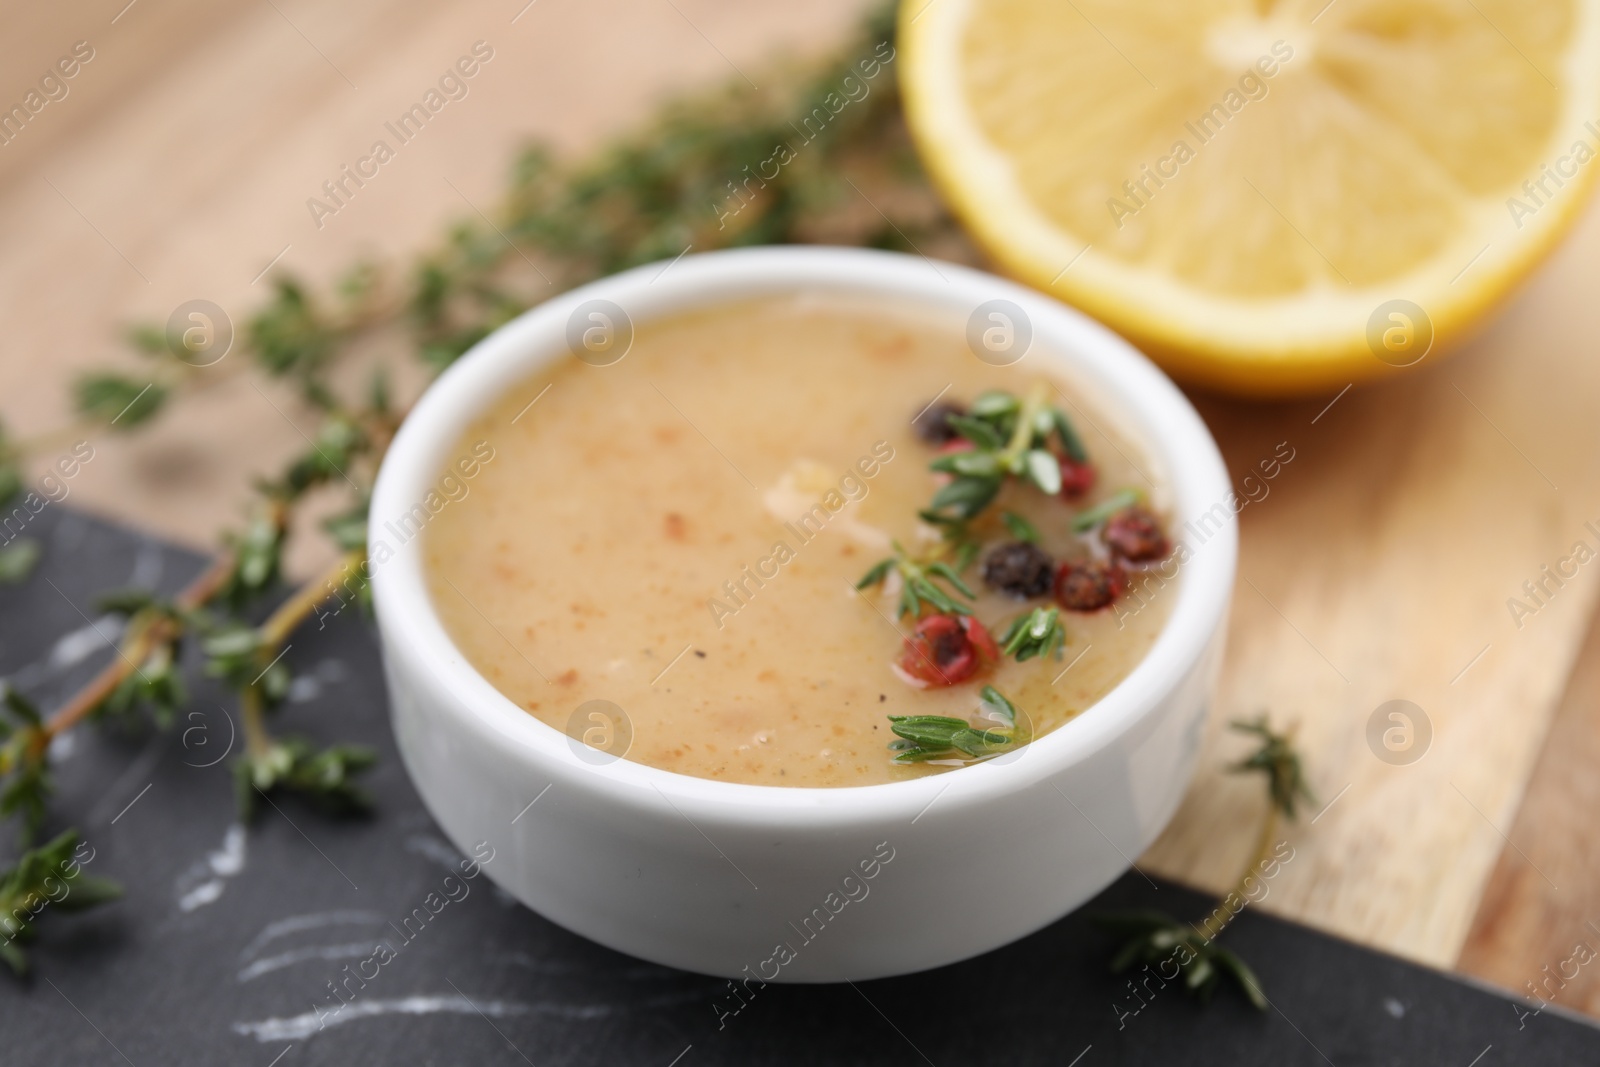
(50, 615), (122, 669)
(176, 824), (247, 912)
(289, 659), (349, 704)
(233, 995), (538, 1042)
(211, 824), (247, 875)
(240, 910), (384, 961)
(237, 941), (393, 983)
(178, 881), (223, 912)
(9, 614), (124, 692)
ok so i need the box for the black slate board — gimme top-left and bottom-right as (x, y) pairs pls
(0, 505), (1594, 1066)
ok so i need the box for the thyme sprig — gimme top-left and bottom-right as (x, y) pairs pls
(998, 606), (1067, 663)
(93, 591), (190, 728)
(921, 385), (1085, 527)
(0, 689), (50, 844)
(0, 427), (38, 585)
(1097, 910), (1266, 1009)
(887, 685), (1022, 763)
(235, 736), (376, 820)
(856, 541), (976, 620)
(0, 830), (121, 976)
(1097, 716), (1312, 1011)
(1229, 714), (1316, 822)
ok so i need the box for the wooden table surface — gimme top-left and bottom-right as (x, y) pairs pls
(5, 0), (1600, 1018)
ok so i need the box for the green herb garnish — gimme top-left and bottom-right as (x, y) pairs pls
(1229, 715), (1316, 821)
(920, 384), (1086, 526)
(0, 829), (122, 976)
(95, 593), (191, 729)
(1052, 406), (1088, 464)
(235, 736), (377, 821)
(998, 606), (1067, 663)
(977, 684), (1020, 727)
(1000, 511), (1040, 543)
(886, 685), (1025, 763)
(0, 688), (50, 844)
(74, 374), (168, 429)
(1071, 489), (1142, 533)
(856, 541), (976, 620)
(1096, 716), (1312, 1012)
(1095, 911), (1267, 1010)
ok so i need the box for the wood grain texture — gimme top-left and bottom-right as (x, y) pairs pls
(3, 0), (1600, 996)
(1457, 586), (1600, 1016)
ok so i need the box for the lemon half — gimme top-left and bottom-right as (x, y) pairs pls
(901, 0), (1600, 395)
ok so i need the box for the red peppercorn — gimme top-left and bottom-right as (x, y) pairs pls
(897, 613), (999, 687)
(1103, 506), (1169, 563)
(1059, 458), (1097, 500)
(1054, 561), (1129, 612)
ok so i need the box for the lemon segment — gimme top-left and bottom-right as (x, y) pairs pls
(902, 0), (1600, 395)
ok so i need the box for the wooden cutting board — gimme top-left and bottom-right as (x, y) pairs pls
(1140, 192), (1600, 969)
(3, 0), (1599, 1000)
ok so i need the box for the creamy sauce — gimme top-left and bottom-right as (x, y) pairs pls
(424, 296), (1176, 787)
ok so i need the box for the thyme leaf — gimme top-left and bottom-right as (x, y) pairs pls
(886, 686), (1026, 763)
(1229, 716), (1316, 821)
(0, 830), (122, 976)
(74, 375), (168, 430)
(1093, 912), (1267, 1010)
(945, 414), (1006, 452)
(1000, 511), (1040, 543)
(0, 688), (50, 846)
(1052, 407), (1088, 464)
(923, 475), (1003, 524)
(1071, 489), (1142, 533)
(998, 606), (1067, 663)
(1025, 448), (1062, 494)
(856, 541), (976, 620)
(235, 738), (376, 821)
(969, 390), (1020, 419)
(977, 684), (1019, 727)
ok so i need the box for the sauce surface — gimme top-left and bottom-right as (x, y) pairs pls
(423, 295), (1176, 786)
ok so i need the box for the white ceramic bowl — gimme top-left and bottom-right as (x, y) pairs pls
(369, 246), (1236, 982)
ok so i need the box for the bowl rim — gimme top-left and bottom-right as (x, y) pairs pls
(369, 245), (1236, 826)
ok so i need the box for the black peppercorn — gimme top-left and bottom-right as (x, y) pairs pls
(982, 541), (1055, 599)
(913, 400), (967, 444)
